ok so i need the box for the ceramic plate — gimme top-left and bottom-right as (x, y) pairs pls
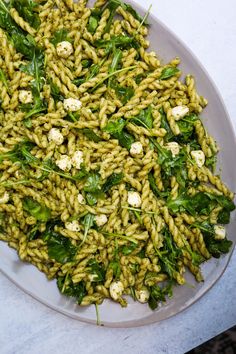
(0, 0), (236, 327)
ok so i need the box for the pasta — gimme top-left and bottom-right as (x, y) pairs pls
(0, 0), (235, 313)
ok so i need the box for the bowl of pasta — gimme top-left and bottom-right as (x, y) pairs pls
(0, 0), (235, 327)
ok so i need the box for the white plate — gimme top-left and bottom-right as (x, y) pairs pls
(0, 0), (236, 327)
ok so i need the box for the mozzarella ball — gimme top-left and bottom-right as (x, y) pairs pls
(130, 142), (143, 156)
(77, 193), (86, 205)
(18, 90), (33, 104)
(0, 191), (9, 204)
(65, 220), (80, 232)
(71, 150), (83, 169)
(63, 98), (82, 112)
(214, 225), (226, 240)
(109, 281), (124, 300)
(56, 41), (73, 58)
(171, 105), (189, 120)
(128, 191), (142, 208)
(165, 142), (180, 157)
(95, 214), (108, 227)
(48, 128), (64, 145)
(135, 287), (150, 303)
(55, 155), (72, 171)
(191, 150), (205, 168)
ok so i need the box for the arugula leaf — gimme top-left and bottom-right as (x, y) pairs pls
(121, 3), (148, 24)
(120, 242), (137, 255)
(82, 128), (102, 142)
(57, 276), (87, 304)
(160, 107), (174, 142)
(101, 0), (121, 33)
(109, 260), (121, 279)
(159, 67), (180, 80)
(38, 159), (88, 182)
(81, 59), (93, 68)
(148, 172), (168, 198)
(80, 213), (95, 245)
(205, 236), (232, 258)
(23, 197), (51, 222)
(167, 192), (235, 216)
(102, 172), (124, 193)
(148, 282), (173, 310)
(113, 84), (134, 104)
(0, 68), (8, 87)
(87, 259), (106, 282)
(0, 141), (38, 165)
(10, 0), (40, 29)
(49, 80), (64, 103)
(176, 114), (199, 143)
(104, 118), (135, 150)
(95, 35), (139, 54)
(131, 106), (153, 129)
(51, 28), (71, 46)
(87, 15), (99, 34)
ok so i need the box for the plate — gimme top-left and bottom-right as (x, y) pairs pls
(0, 0), (236, 327)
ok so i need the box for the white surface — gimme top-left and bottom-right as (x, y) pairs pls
(0, 0), (236, 353)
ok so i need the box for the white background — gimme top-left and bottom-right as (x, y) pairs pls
(1, 1), (236, 353)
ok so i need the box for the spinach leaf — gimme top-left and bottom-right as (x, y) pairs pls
(57, 276), (87, 304)
(10, 0), (40, 29)
(87, 259), (106, 282)
(82, 128), (102, 142)
(159, 67), (180, 80)
(131, 106), (153, 129)
(51, 28), (71, 46)
(148, 282), (173, 310)
(23, 197), (51, 222)
(102, 172), (124, 193)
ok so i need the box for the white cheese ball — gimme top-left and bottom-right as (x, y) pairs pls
(18, 90), (33, 104)
(55, 155), (72, 171)
(109, 281), (124, 301)
(63, 98), (82, 112)
(0, 191), (9, 204)
(214, 225), (226, 240)
(135, 287), (150, 303)
(130, 142), (143, 156)
(95, 214), (108, 227)
(165, 142), (180, 157)
(171, 105), (189, 120)
(56, 41), (73, 58)
(71, 150), (83, 169)
(65, 220), (80, 232)
(77, 193), (86, 205)
(127, 191), (142, 208)
(48, 128), (64, 145)
(191, 150), (205, 168)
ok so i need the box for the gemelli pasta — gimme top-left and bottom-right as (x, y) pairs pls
(0, 0), (235, 311)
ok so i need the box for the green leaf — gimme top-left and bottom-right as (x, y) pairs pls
(204, 236), (232, 258)
(148, 282), (173, 310)
(113, 85), (134, 104)
(87, 15), (98, 34)
(0, 141), (38, 165)
(82, 128), (102, 142)
(81, 213), (95, 245)
(49, 80), (64, 103)
(0, 68), (8, 87)
(102, 172), (124, 193)
(86, 192), (97, 206)
(84, 172), (101, 193)
(131, 106), (153, 129)
(51, 28), (71, 46)
(120, 242), (137, 255)
(109, 260), (121, 279)
(87, 259), (106, 282)
(23, 197), (51, 222)
(159, 67), (180, 80)
(103, 118), (135, 150)
(57, 276), (87, 304)
(10, 0), (40, 29)
(121, 3), (148, 24)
